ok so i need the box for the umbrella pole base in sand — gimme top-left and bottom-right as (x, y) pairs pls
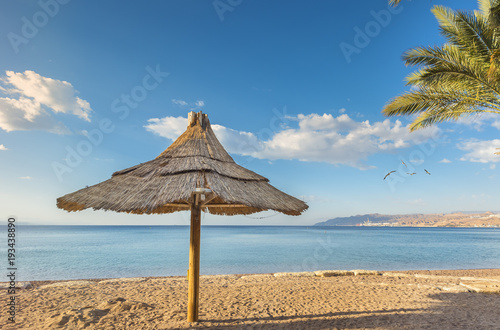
(187, 201), (201, 322)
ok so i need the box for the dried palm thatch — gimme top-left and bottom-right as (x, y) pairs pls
(57, 111), (308, 216)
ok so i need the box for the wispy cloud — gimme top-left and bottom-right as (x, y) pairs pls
(171, 98), (205, 110)
(19, 176), (32, 180)
(145, 112), (439, 170)
(456, 113), (500, 131)
(299, 195), (336, 203)
(458, 139), (500, 163)
(0, 70), (92, 133)
(407, 198), (426, 206)
(439, 158), (451, 163)
(409, 159), (424, 165)
(0, 144), (7, 151)
(172, 99), (188, 106)
(492, 120), (500, 130)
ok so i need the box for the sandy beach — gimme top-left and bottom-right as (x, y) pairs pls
(1, 269), (500, 329)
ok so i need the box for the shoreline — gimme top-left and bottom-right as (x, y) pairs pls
(1, 268), (500, 329)
(13, 224), (500, 227)
(2, 267), (500, 286)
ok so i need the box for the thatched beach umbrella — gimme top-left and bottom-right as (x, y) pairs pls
(57, 111), (308, 322)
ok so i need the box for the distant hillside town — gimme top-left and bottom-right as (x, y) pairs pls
(315, 212), (500, 228)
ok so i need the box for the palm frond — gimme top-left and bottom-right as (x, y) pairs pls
(411, 104), (499, 130)
(432, 6), (493, 61)
(455, 10), (492, 60)
(402, 45), (499, 95)
(488, 2), (500, 27)
(478, 0), (496, 18)
(385, 0), (500, 130)
(432, 5), (462, 46)
(389, 0), (403, 6)
(403, 44), (487, 72)
(488, 49), (500, 81)
(384, 86), (500, 130)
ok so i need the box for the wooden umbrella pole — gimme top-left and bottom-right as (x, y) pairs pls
(187, 198), (201, 322)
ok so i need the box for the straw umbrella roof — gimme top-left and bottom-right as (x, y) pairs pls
(57, 111), (308, 216)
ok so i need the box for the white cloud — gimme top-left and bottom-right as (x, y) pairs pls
(456, 113), (500, 131)
(492, 120), (500, 130)
(211, 124), (264, 155)
(145, 113), (439, 170)
(19, 176), (32, 180)
(458, 139), (500, 163)
(0, 70), (91, 133)
(0, 97), (70, 133)
(194, 100), (205, 108)
(172, 99), (188, 106)
(490, 164), (496, 170)
(299, 195), (336, 203)
(296, 113), (358, 132)
(144, 116), (188, 140)
(338, 108), (346, 114)
(0, 144), (7, 150)
(439, 158), (451, 163)
(471, 193), (487, 199)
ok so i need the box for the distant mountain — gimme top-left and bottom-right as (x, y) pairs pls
(314, 213), (399, 226)
(450, 211), (500, 214)
(314, 212), (500, 227)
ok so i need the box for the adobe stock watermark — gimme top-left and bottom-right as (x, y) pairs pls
(7, 0), (71, 54)
(213, 0), (243, 22)
(384, 134), (442, 192)
(52, 65), (169, 182)
(299, 235), (337, 272)
(6, 216), (17, 323)
(339, 3), (403, 63)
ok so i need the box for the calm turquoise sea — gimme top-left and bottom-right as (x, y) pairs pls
(7, 225), (500, 281)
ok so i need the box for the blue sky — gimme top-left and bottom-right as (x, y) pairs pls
(1, 0), (499, 225)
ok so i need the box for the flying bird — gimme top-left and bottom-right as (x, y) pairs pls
(407, 172), (416, 176)
(401, 160), (408, 168)
(424, 169), (431, 175)
(384, 170), (396, 180)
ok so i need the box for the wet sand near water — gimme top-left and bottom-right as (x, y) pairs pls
(1, 269), (500, 329)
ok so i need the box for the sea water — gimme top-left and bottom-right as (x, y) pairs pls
(8, 225), (500, 281)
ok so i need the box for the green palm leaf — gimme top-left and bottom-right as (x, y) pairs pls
(389, 0), (403, 6)
(384, 86), (500, 130)
(384, 0), (500, 130)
